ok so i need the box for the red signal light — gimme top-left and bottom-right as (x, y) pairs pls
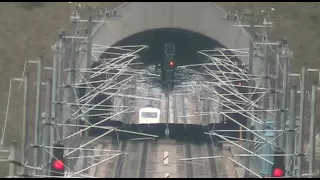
(169, 61), (175, 67)
(272, 168), (284, 177)
(52, 160), (64, 171)
(238, 82), (244, 86)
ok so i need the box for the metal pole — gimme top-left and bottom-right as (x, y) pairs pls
(64, 19), (80, 169)
(8, 141), (17, 177)
(56, 31), (65, 142)
(87, 6), (93, 71)
(165, 92), (170, 137)
(51, 43), (58, 143)
(248, 10), (254, 75)
(286, 84), (296, 176)
(261, 27), (269, 123)
(65, 36), (77, 169)
(297, 64), (307, 177)
(70, 38), (77, 116)
(34, 57), (43, 175)
(21, 71), (30, 176)
(280, 42), (289, 149)
(274, 45), (282, 146)
(244, 9), (254, 178)
(308, 81), (317, 178)
(42, 77), (52, 176)
(66, 36), (77, 155)
(84, 6), (93, 138)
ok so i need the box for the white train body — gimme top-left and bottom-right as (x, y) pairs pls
(139, 107), (161, 124)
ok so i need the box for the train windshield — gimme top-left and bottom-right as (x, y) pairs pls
(141, 112), (158, 118)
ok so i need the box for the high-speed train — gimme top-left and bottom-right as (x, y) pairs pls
(138, 106), (161, 124)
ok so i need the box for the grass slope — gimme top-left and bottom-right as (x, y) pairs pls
(0, 2), (120, 177)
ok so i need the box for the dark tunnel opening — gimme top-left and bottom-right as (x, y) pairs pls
(84, 28), (251, 142)
(103, 28), (227, 65)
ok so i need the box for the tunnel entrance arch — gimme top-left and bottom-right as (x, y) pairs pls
(84, 2), (254, 139)
(100, 27), (245, 77)
(88, 2), (251, 65)
(102, 28), (228, 66)
(89, 2), (253, 91)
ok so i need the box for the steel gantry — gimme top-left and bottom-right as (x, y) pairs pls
(1, 2), (320, 178)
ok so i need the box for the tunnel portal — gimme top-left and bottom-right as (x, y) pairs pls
(86, 28), (248, 141)
(100, 28), (226, 66)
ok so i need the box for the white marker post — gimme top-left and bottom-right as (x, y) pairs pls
(163, 151), (169, 165)
(164, 151), (169, 178)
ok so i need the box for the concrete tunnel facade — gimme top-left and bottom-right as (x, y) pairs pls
(72, 2), (261, 140)
(87, 2), (252, 65)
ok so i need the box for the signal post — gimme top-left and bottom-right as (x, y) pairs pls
(271, 148), (285, 177)
(162, 43), (177, 91)
(50, 143), (66, 177)
(162, 43), (177, 138)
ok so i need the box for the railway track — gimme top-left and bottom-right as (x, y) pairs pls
(175, 94), (193, 178)
(95, 140), (123, 177)
(75, 85), (232, 178)
(115, 141), (147, 178)
(78, 132), (228, 178)
(92, 139), (149, 178)
(171, 93), (220, 178)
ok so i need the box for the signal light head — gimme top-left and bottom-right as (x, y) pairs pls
(272, 168), (284, 177)
(52, 160), (64, 171)
(169, 60), (175, 67)
(238, 81), (244, 86)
